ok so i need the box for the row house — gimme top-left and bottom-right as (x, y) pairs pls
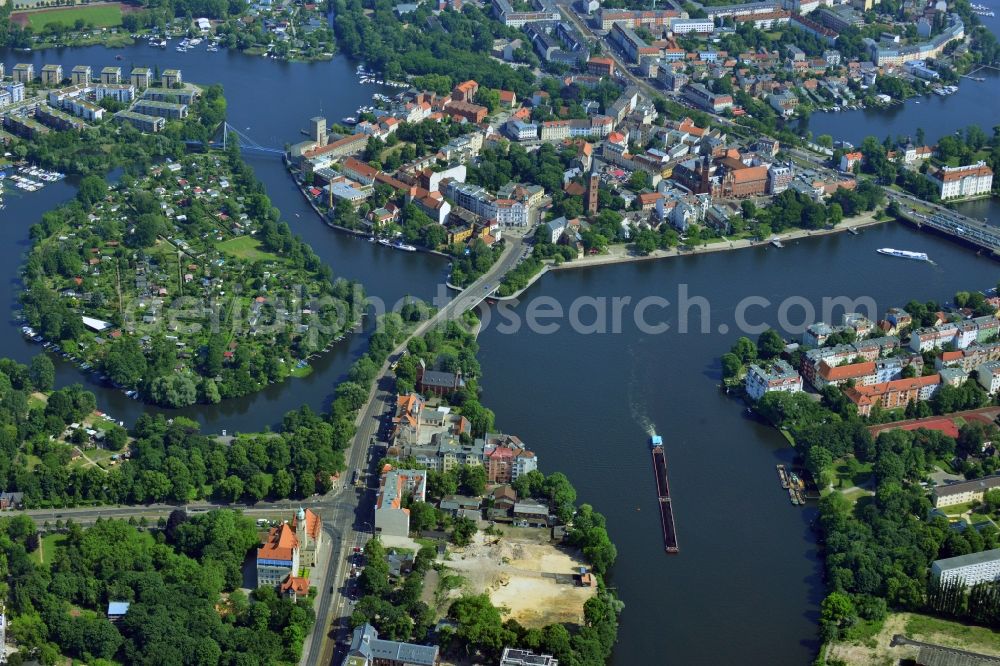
(977, 361), (1000, 395)
(844, 374), (941, 416)
(812, 356), (918, 390)
(390, 392), (471, 449)
(374, 467), (427, 538)
(800, 336), (900, 385)
(936, 342), (1000, 373)
(910, 316), (999, 352)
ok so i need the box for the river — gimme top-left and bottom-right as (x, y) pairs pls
(478, 223), (1000, 664)
(3, 38), (1000, 665)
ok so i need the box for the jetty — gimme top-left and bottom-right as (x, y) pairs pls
(651, 435), (679, 554)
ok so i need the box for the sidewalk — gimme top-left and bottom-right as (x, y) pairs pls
(552, 212), (887, 273)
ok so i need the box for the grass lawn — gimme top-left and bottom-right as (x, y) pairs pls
(217, 236), (280, 262)
(30, 533), (66, 567)
(26, 4), (123, 30)
(905, 613), (1000, 655)
(942, 500), (980, 516)
(841, 487), (874, 504)
(834, 457), (873, 489)
(289, 363), (313, 378)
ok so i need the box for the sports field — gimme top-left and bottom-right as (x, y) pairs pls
(11, 3), (124, 30)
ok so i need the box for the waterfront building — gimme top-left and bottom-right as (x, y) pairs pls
(12, 63), (34, 84)
(162, 69), (183, 87)
(375, 468), (427, 538)
(130, 67), (152, 89)
(71, 65), (92, 85)
(501, 648), (559, 665)
(932, 549), (1000, 587)
(40, 64), (63, 86)
(100, 66), (121, 84)
(341, 623), (439, 666)
(933, 475), (1000, 508)
(481, 432), (538, 484)
(926, 161), (993, 200)
(868, 13), (964, 65)
(745, 360), (803, 401)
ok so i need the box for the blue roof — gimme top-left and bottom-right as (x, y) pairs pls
(651, 435), (663, 446)
(107, 601), (130, 616)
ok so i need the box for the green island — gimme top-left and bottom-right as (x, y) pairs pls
(0, 509), (317, 665)
(721, 288), (1000, 665)
(0, 0), (336, 61)
(13, 85), (360, 407)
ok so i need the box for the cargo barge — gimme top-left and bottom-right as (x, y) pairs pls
(650, 435), (679, 554)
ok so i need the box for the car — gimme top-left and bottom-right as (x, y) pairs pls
(353, 546), (362, 553)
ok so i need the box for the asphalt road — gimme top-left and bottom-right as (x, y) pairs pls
(308, 236), (525, 666)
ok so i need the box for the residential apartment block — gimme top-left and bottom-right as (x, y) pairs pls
(375, 467), (427, 538)
(927, 161), (994, 200)
(745, 359), (803, 401)
(481, 432), (538, 484)
(910, 316), (999, 352)
(933, 475), (1000, 508)
(342, 623), (439, 666)
(932, 549), (1000, 587)
(845, 374), (940, 416)
(501, 648), (559, 666)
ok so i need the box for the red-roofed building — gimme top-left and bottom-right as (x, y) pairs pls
(498, 90), (517, 108)
(840, 151), (863, 172)
(280, 575), (311, 599)
(452, 80), (479, 103)
(587, 57), (615, 77)
(845, 375), (941, 416)
(256, 523), (300, 587)
(815, 360), (877, 388)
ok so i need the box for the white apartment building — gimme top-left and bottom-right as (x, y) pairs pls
(374, 468), (427, 538)
(928, 161), (994, 200)
(745, 359), (803, 401)
(932, 548), (1000, 587)
(933, 475), (1000, 508)
(977, 361), (1000, 395)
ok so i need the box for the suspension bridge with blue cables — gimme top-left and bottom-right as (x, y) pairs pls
(186, 122), (285, 156)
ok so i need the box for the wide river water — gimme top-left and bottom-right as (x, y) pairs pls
(2, 39), (999, 664)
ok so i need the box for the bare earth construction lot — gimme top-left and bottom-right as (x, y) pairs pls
(443, 530), (597, 629)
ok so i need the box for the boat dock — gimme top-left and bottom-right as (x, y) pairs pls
(651, 435), (679, 553)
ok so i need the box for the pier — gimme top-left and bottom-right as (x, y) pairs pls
(651, 436), (679, 554)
